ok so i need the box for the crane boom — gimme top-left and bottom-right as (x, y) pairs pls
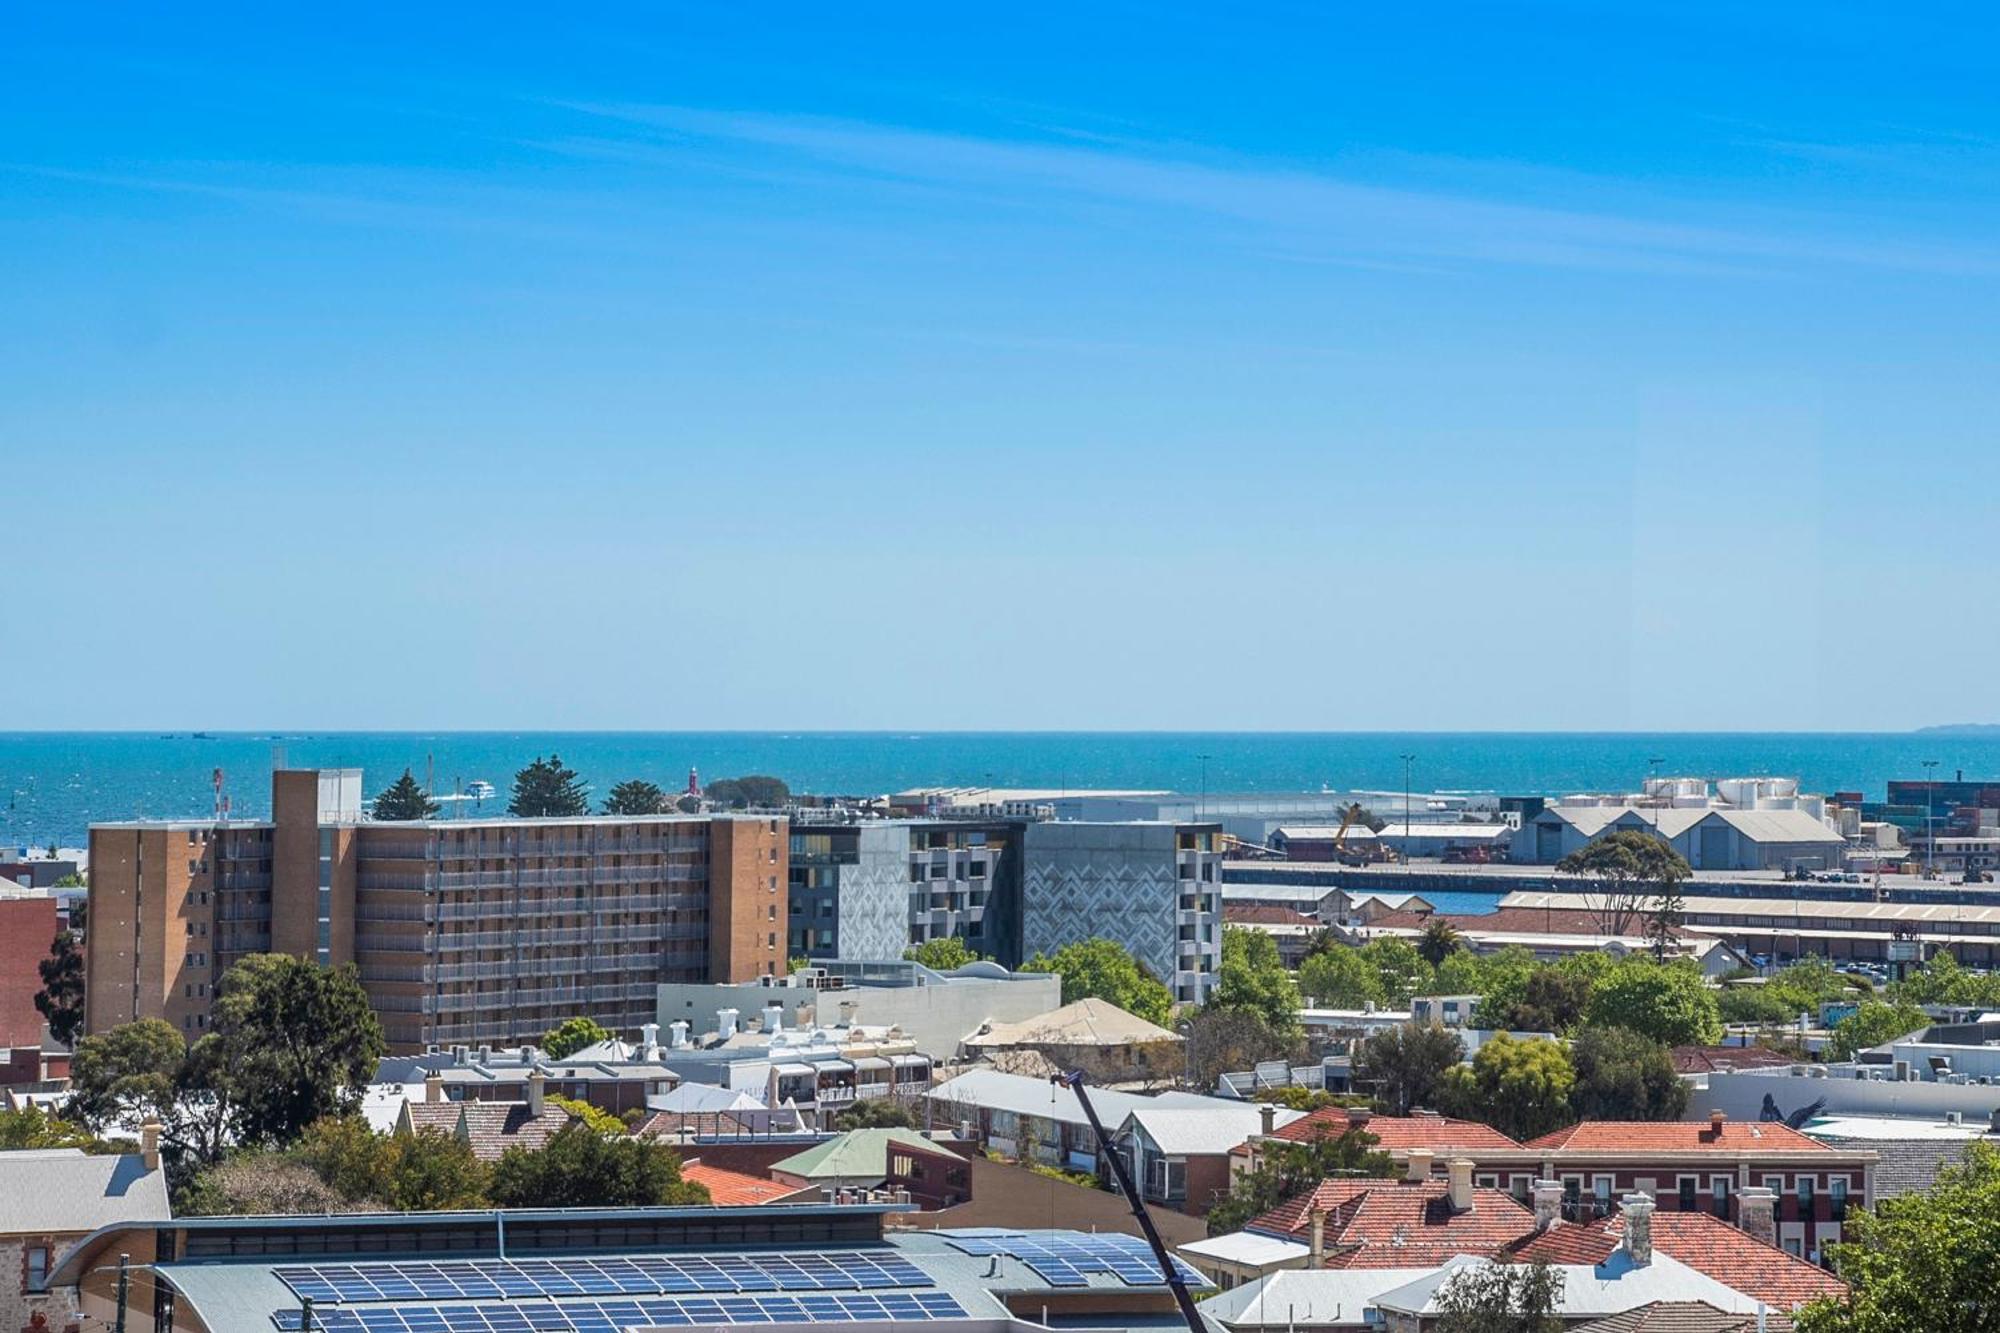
(1052, 1070), (1207, 1333)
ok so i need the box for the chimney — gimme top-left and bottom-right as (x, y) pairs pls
(1405, 1148), (1435, 1183)
(1707, 1109), (1727, 1140)
(641, 1022), (661, 1057)
(669, 1020), (690, 1050)
(1446, 1158), (1474, 1214)
(1621, 1193), (1654, 1265)
(795, 1000), (814, 1030)
(477, 1044), (493, 1065)
(1345, 1107), (1373, 1130)
(1307, 1206), (1327, 1264)
(839, 999), (859, 1026)
(718, 1008), (739, 1040)
(1260, 1103), (1277, 1136)
(140, 1120), (162, 1172)
(765, 1002), (785, 1034)
(452, 1044), (469, 1066)
(425, 1073), (444, 1104)
(527, 1069), (547, 1117)
(1739, 1187), (1777, 1247)
(1532, 1179), (1564, 1232)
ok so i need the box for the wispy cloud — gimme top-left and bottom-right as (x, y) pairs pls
(555, 101), (2000, 278)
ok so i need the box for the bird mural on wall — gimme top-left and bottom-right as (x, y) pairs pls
(1759, 1092), (1828, 1130)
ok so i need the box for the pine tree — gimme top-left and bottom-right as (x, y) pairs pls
(602, 780), (667, 816)
(509, 755), (590, 817)
(35, 926), (86, 1045)
(371, 769), (440, 821)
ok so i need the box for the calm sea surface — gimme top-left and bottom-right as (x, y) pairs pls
(4, 730), (1997, 848)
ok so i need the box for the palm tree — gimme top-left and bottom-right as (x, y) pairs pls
(1416, 917), (1462, 967)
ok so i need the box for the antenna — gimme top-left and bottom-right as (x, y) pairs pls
(212, 768), (226, 822)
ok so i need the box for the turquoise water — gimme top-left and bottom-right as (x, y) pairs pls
(4, 730), (1996, 847)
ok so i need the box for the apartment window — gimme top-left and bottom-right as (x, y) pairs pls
(769, 847), (777, 862)
(1831, 1178), (1848, 1221)
(768, 905), (777, 920)
(1678, 1177), (1697, 1211)
(1797, 1177), (1814, 1215)
(26, 1245), (50, 1291)
(767, 933), (777, 948)
(1712, 1176), (1731, 1219)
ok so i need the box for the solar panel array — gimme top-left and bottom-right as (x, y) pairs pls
(935, 1230), (1207, 1289)
(274, 1254), (927, 1305)
(271, 1293), (968, 1333)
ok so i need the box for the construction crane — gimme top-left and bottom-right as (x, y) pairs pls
(1051, 1069), (1207, 1333)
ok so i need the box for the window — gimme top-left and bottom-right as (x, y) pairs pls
(1831, 1178), (1848, 1221)
(1798, 1177), (1814, 1215)
(1712, 1176), (1732, 1219)
(1678, 1177), (1697, 1211)
(27, 1245), (50, 1290)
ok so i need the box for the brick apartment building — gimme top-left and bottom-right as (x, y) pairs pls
(0, 890), (60, 1053)
(86, 768), (789, 1051)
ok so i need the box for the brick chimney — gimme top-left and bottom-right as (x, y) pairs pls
(1739, 1186), (1777, 1247)
(1345, 1107), (1372, 1130)
(1446, 1158), (1475, 1214)
(1405, 1147), (1435, 1183)
(1260, 1103), (1276, 1136)
(1705, 1109), (1727, 1141)
(1621, 1193), (1654, 1265)
(1532, 1178), (1564, 1232)
(425, 1073), (444, 1104)
(1308, 1206), (1327, 1264)
(527, 1068), (548, 1117)
(140, 1120), (162, 1172)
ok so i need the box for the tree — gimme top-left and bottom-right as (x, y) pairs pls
(833, 1098), (918, 1131)
(704, 775), (791, 809)
(602, 780), (668, 816)
(1569, 1026), (1687, 1122)
(35, 920), (86, 1045)
(292, 1116), (489, 1211)
(1894, 948), (2000, 1009)
(488, 1122), (708, 1208)
(509, 754), (590, 817)
(68, 1018), (230, 1168)
(1485, 967), (1595, 1035)
(387, 1125), (490, 1210)
(1797, 1142), (2000, 1333)
(1440, 1033), (1576, 1143)
(1209, 928), (1302, 1036)
(1557, 830), (1691, 942)
(1022, 939), (1174, 1026)
(0, 1105), (103, 1150)
(1181, 1007), (1303, 1091)
(542, 1016), (613, 1060)
(293, 1114), (397, 1203)
(1206, 1123), (1395, 1235)
(1417, 918), (1464, 967)
(208, 954), (386, 1147)
(1827, 1000), (1930, 1061)
(178, 1153), (346, 1216)
(1298, 945), (1383, 1008)
(1354, 1022), (1464, 1115)
(1360, 937), (1432, 1005)
(904, 937), (983, 971)
(371, 769), (439, 821)
(1582, 958), (1722, 1046)
(1434, 1259), (1566, 1333)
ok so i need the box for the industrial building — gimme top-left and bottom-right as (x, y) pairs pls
(1514, 805), (1846, 872)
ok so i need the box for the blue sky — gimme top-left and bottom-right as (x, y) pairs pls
(5, 5), (1998, 731)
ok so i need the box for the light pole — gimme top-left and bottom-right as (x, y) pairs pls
(1196, 755), (1211, 822)
(1922, 759), (1940, 880)
(1648, 756), (1665, 839)
(1399, 753), (1416, 861)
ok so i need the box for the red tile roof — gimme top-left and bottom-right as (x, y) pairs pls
(1510, 1213), (1847, 1311)
(1249, 1179), (1539, 1269)
(1370, 906), (1704, 941)
(1265, 1110), (1522, 1153)
(681, 1163), (804, 1206)
(1670, 1045), (1799, 1075)
(1522, 1120), (1828, 1153)
(1225, 904), (1323, 927)
(401, 1099), (575, 1162)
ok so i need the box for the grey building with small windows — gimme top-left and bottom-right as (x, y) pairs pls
(789, 819), (1025, 964)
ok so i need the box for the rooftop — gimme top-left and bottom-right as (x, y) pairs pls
(1521, 1120), (1830, 1154)
(679, 1162), (812, 1206)
(1262, 1110), (1522, 1154)
(399, 1100), (574, 1161)
(1511, 1212), (1846, 1311)
(962, 998), (1181, 1050)
(771, 1128), (956, 1180)
(1247, 1179), (1539, 1268)
(0, 1148), (170, 1235)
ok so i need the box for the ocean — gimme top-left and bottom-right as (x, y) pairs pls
(4, 730), (1996, 849)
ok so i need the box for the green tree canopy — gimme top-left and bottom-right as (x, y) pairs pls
(487, 1122), (708, 1208)
(832, 1098), (919, 1131)
(1827, 1000), (1930, 1061)
(704, 775), (791, 809)
(67, 1018), (230, 1167)
(1483, 966), (1595, 1035)
(1568, 1025), (1688, 1122)
(1354, 1022), (1464, 1115)
(1298, 945), (1383, 1009)
(1360, 937), (1432, 1006)
(1209, 928), (1302, 1035)
(1181, 1006), (1304, 1091)
(1440, 1032), (1577, 1143)
(0, 1104), (104, 1150)
(35, 919), (86, 1045)
(1206, 1123), (1395, 1236)
(1798, 1142), (2000, 1333)
(509, 754), (590, 817)
(602, 780), (668, 815)
(209, 954), (387, 1147)
(541, 1016), (613, 1059)
(1556, 829), (1691, 944)
(1434, 1259), (1566, 1333)
(1582, 958), (1722, 1046)
(904, 937), (984, 971)
(1417, 918), (1464, 967)
(1892, 948), (2000, 1009)
(371, 769), (440, 821)
(1022, 938), (1174, 1026)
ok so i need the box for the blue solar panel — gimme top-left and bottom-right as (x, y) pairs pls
(272, 1294), (969, 1333)
(934, 1230), (1207, 1289)
(274, 1254), (929, 1306)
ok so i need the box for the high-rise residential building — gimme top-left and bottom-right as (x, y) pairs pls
(86, 769), (788, 1051)
(1020, 821), (1225, 1004)
(787, 819), (1022, 964)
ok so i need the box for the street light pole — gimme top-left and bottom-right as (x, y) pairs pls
(1922, 759), (1939, 880)
(1399, 753), (1416, 862)
(1197, 754), (1211, 822)
(113, 1255), (129, 1333)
